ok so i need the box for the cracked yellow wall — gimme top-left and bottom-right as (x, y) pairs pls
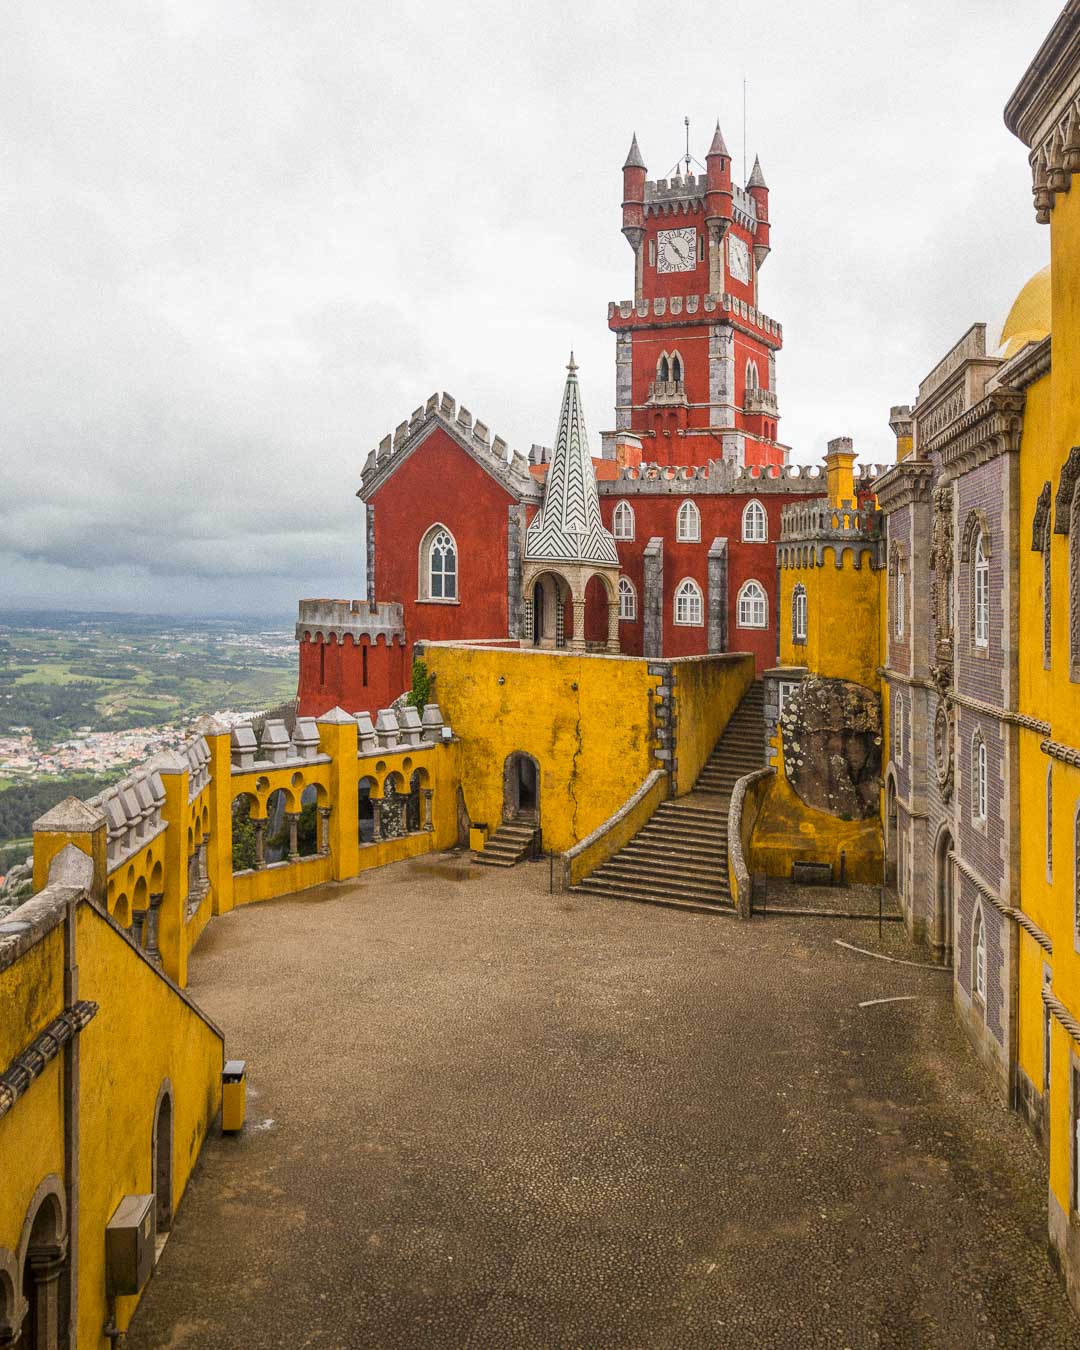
(422, 645), (662, 854)
(779, 546), (881, 688)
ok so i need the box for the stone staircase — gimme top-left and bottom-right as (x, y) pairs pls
(570, 681), (765, 914)
(472, 818), (540, 868)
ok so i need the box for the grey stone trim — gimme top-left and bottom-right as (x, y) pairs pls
(0, 1001), (98, 1123)
(947, 689), (1049, 735)
(365, 504), (376, 603)
(1041, 737), (1080, 768)
(643, 537), (664, 658)
(507, 504), (526, 638)
(950, 849), (1053, 956)
(707, 536), (728, 653)
(1043, 986), (1080, 1045)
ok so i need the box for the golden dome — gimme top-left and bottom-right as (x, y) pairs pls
(997, 264), (1050, 358)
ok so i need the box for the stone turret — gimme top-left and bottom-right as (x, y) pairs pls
(621, 133), (646, 253)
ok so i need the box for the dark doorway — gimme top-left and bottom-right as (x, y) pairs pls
(533, 581), (544, 646)
(518, 757), (537, 812)
(503, 752), (540, 822)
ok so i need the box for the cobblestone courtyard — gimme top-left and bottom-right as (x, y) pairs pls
(129, 854), (1080, 1349)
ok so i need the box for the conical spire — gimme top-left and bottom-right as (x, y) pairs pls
(623, 132), (646, 170)
(747, 154), (768, 189)
(524, 357), (619, 567)
(708, 120), (730, 158)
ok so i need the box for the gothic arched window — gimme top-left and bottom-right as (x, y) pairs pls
(1070, 484), (1080, 675)
(674, 578), (703, 626)
(792, 583), (807, 644)
(671, 352), (683, 383)
(676, 499), (700, 542)
(612, 500), (635, 540)
(742, 498), (767, 542)
(618, 576), (637, 621)
(421, 524), (458, 601)
(895, 694), (904, 766)
(737, 579), (768, 629)
(972, 730), (987, 825)
(973, 905), (986, 1003)
(657, 353), (670, 383)
(973, 529), (989, 648)
(746, 359), (759, 391)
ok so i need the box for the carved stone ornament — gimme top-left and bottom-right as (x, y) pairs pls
(1054, 446), (1080, 534)
(931, 485), (953, 572)
(934, 699), (954, 802)
(1032, 481), (1052, 550)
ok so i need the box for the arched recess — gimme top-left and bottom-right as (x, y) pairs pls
(418, 522), (459, 602)
(0, 1245), (18, 1346)
(884, 770), (898, 888)
(503, 751), (540, 823)
(153, 1079), (174, 1234)
(932, 826), (955, 968)
(16, 1175), (67, 1350)
(584, 572), (613, 646)
(358, 776), (377, 844)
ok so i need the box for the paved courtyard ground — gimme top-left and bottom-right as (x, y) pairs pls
(129, 853), (1080, 1349)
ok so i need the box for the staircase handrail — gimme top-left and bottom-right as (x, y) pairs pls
(558, 769), (669, 892)
(727, 766), (775, 918)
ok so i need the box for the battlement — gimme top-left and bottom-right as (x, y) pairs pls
(296, 598), (405, 645)
(607, 292), (782, 344)
(359, 391), (538, 501)
(780, 499), (882, 542)
(642, 177), (757, 230)
(597, 459), (885, 497)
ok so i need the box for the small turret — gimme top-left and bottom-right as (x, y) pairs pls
(747, 155), (771, 270)
(825, 436), (856, 508)
(889, 405), (914, 462)
(621, 133), (646, 252)
(705, 120), (733, 225)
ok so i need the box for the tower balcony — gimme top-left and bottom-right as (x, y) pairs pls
(744, 387), (778, 416)
(647, 378), (688, 405)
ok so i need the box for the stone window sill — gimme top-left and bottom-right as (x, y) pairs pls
(416, 597), (461, 606)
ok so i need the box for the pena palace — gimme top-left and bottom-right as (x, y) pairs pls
(295, 122), (878, 718)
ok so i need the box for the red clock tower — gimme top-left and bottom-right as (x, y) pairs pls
(608, 124), (784, 467)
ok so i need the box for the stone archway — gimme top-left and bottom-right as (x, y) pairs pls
(153, 1080), (174, 1236)
(521, 562), (620, 654)
(15, 1176), (67, 1350)
(933, 826), (955, 968)
(503, 752), (540, 824)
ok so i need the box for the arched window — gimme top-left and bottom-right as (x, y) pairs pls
(896, 566), (906, 639)
(742, 499), (767, 542)
(973, 529), (989, 648)
(973, 906), (986, 1003)
(1046, 763), (1053, 884)
(1041, 510), (1052, 670)
(737, 579), (768, 629)
(612, 500), (635, 540)
(657, 353), (670, 382)
(671, 352), (683, 383)
(745, 359), (759, 391)
(676, 499), (700, 542)
(674, 578), (704, 626)
(895, 695), (904, 766)
(792, 583), (807, 644)
(972, 731), (987, 824)
(618, 576), (637, 621)
(1070, 484), (1080, 673)
(421, 524), (458, 601)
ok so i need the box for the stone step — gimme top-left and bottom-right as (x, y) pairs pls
(582, 867), (731, 900)
(571, 880), (735, 917)
(595, 860), (728, 889)
(626, 829), (727, 851)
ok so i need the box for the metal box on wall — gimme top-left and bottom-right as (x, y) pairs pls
(222, 1059), (247, 1132)
(105, 1193), (155, 1295)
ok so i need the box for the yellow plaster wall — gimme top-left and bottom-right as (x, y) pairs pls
(423, 644), (662, 853)
(780, 549), (881, 689)
(1016, 929), (1048, 1102)
(76, 903), (222, 1344)
(563, 770), (669, 888)
(671, 654), (755, 794)
(0, 1062), (65, 1264)
(751, 770), (883, 884)
(1051, 186), (1080, 451)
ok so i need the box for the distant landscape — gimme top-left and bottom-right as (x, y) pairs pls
(0, 610), (298, 871)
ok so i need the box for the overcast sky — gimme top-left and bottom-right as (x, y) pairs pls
(0, 1), (1059, 619)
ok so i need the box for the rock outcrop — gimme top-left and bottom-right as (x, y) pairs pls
(780, 678), (882, 820)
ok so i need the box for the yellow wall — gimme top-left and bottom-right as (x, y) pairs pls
(75, 903), (223, 1343)
(751, 757), (883, 884)
(423, 645), (664, 853)
(562, 769), (669, 889)
(671, 654), (755, 794)
(780, 547), (881, 689)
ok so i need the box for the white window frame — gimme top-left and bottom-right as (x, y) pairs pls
(612, 500), (635, 541)
(974, 530), (989, 648)
(896, 568), (905, 639)
(420, 523), (458, 603)
(895, 695), (904, 766)
(742, 498), (768, 543)
(792, 584), (807, 644)
(972, 731), (987, 825)
(778, 680), (799, 715)
(676, 499), (700, 542)
(736, 579), (768, 630)
(973, 905), (986, 1003)
(674, 578), (704, 626)
(618, 576), (637, 621)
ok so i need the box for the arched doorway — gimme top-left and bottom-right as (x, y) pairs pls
(153, 1083), (174, 1236)
(933, 828), (955, 967)
(17, 1178), (66, 1350)
(503, 752), (540, 823)
(884, 773), (898, 889)
(529, 572), (564, 649)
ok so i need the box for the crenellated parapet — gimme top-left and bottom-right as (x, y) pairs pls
(358, 391), (540, 503)
(86, 767), (168, 870)
(607, 292), (783, 345)
(296, 598), (405, 646)
(598, 459), (886, 497)
(778, 498), (883, 570)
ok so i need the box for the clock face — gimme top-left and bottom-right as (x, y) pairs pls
(656, 227), (697, 273)
(728, 234), (751, 285)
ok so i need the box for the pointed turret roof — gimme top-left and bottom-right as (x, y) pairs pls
(747, 154), (768, 189)
(708, 121), (730, 158)
(524, 356), (619, 567)
(623, 133), (646, 170)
